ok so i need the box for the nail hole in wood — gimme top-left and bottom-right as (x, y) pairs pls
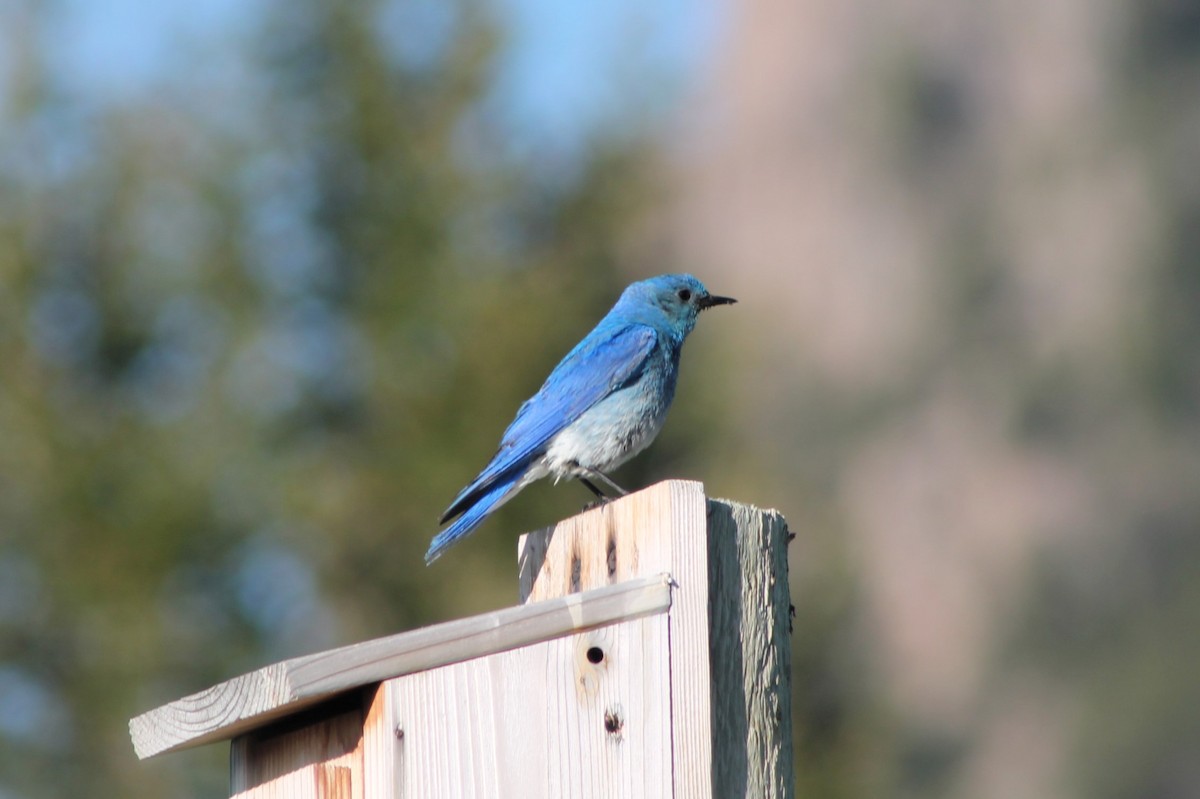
(586, 646), (604, 665)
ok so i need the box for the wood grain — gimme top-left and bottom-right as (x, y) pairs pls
(229, 700), (364, 799)
(707, 498), (795, 798)
(363, 613), (670, 798)
(520, 480), (796, 798)
(518, 479), (713, 799)
(131, 573), (672, 759)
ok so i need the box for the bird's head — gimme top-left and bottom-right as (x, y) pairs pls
(621, 274), (736, 338)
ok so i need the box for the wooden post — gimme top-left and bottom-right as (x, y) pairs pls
(129, 480), (794, 798)
(706, 497), (795, 797)
(517, 480), (794, 798)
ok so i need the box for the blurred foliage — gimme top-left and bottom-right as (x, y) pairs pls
(770, 0), (1200, 794)
(0, 2), (700, 796)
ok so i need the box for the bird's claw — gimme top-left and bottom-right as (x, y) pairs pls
(581, 496), (612, 512)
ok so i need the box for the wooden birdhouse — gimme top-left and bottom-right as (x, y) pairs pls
(129, 481), (794, 798)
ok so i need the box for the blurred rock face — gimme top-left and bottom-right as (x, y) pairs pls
(670, 0), (1198, 795)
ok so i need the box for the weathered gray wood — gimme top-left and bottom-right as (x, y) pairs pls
(707, 498), (794, 799)
(518, 479), (715, 798)
(363, 612), (671, 798)
(130, 573), (672, 759)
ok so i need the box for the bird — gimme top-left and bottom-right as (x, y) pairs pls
(425, 274), (736, 564)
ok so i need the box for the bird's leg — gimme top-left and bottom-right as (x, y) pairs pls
(585, 470), (628, 497)
(579, 475), (620, 511)
(579, 478), (608, 501)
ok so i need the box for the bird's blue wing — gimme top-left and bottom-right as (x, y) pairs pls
(439, 323), (658, 523)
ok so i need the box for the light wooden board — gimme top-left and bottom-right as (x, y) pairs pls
(518, 479), (713, 799)
(363, 613), (670, 798)
(131, 573), (672, 759)
(230, 700), (365, 799)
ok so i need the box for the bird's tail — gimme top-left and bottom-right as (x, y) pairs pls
(425, 477), (522, 565)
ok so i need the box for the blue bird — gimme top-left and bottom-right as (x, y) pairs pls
(426, 274), (736, 564)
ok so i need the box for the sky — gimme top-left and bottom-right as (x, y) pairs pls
(27, 0), (723, 161)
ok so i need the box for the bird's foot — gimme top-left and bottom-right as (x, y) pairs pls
(578, 471), (633, 512)
(579, 478), (611, 512)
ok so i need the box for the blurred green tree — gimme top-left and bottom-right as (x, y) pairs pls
(0, 2), (696, 796)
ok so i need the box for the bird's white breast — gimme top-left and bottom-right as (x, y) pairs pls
(542, 385), (669, 480)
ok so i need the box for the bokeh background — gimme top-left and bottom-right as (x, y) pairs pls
(2, 0), (1199, 796)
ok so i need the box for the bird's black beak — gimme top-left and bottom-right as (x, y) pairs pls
(698, 293), (737, 311)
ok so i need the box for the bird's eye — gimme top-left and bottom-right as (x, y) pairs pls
(677, 288), (692, 302)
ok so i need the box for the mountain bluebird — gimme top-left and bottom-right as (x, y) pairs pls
(425, 274), (735, 564)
